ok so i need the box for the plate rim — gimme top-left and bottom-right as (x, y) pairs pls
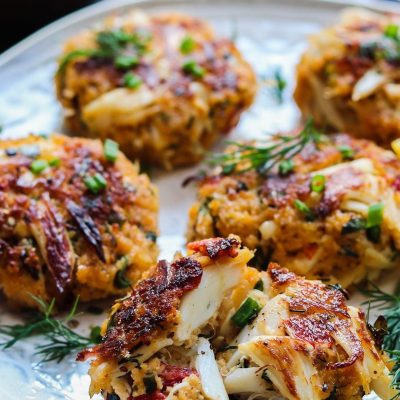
(0, 0), (399, 69)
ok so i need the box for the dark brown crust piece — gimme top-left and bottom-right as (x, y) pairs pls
(187, 236), (239, 259)
(77, 256), (203, 361)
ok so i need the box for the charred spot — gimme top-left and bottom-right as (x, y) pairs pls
(66, 199), (105, 262)
(187, 236), (240, 259)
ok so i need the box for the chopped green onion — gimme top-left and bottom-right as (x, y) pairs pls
(311, 174), (326, 193)
(278, 159), (294, 176)
(84, 174), (107, 194)
(341, 217), (366, 234)
(104, 139), (119, 162)
(30, 159), (48, 174)
(182, 60), (205, 78)
(49, 158), (61, 167)
(385, 24), (399, 40)
(231, 297), (262, 328)
(254, 279), (264, 291)
(367, 203), (384, 228)
(143, 373), (157, 394)
(94, 173), (107, 190)
(84, 176), (99, 194)
(115, 55), (139, 69)
(180, 36), (195, 54)
(123, 72), (142, 89)
(337, 145), (354, 160)
(294, 199), (315, 221)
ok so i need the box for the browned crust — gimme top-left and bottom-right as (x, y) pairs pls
(78, 256), (203, 361)
(0, 135), (158, 307)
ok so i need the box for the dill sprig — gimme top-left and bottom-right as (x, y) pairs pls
(209, 118), (321, 176)
(0, 294), (101, 363)
(361, 283), (400, 398)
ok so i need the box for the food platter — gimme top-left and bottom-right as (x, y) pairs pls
(0, 0), (399, 399)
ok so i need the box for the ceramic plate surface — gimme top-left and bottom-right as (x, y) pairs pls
(0, 0), (399, 399)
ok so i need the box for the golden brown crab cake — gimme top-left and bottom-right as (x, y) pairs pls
(295, 8), (400, 146)
(55, 11), (257, 170)
(188, 127), (400, 288)
(78, 237), (395, 400)
(0, 134), (158, 309)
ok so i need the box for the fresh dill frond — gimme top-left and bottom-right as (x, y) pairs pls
(209, 118), (321, 176)
(361, 283), (400, 398)
(0, 294), (101, 363)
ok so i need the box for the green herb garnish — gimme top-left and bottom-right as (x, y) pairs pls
(361, 284), (400, 398)
(311, 174), (326, 193)
(115, 55), (139, 70)
(114, 256), (132, 289)
(385, 24), (400, 40)
(254, 279), (264, 291)
(0, 295), (101, 363)
(30, 159), (48, 174)
(231, 297), (262, 328)
(58, 29), (150, 74)
(123, 72), (142, 89)
(84, 173), (107, 194)
(294, 199), (315, 221)
(104, 139), (119, 162)
(143, 373), (157, 394)
(209, 119), (321, 176)
(180, 36), (195, 54)
(341, 217), (366, 234)
(337, 145), (354, 160)
(367, 203), (384, 228)
(49, 158), (61, 167)
(273, 68), (287, 103)
(182, 59), (205, 78)
(278, 159), (294, 176)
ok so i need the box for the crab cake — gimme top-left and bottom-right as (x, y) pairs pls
(55, 11), (257, 170)
(0, 134), (158, 309)
(78, 237), (396, 400)
(188, 124), (400, 288)
(295, 8), (400, 145)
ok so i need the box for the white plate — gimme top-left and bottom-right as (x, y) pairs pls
(0, 1), (399, 399)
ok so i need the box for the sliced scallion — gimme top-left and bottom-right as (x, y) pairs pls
(30, 159), (48, 174)
(311, 174), (326, 193)
(367, 203), (384, 228)
(104, 139), (119, 162)
(84, 174), (107, 194)
(231, 297), (262, 328)
(180, 36), (195, 54)
(337, 145), (354, 160)
(294, 199), (315, 221)
(123, 72), (142, 89)
(182, 60), (205, 78)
